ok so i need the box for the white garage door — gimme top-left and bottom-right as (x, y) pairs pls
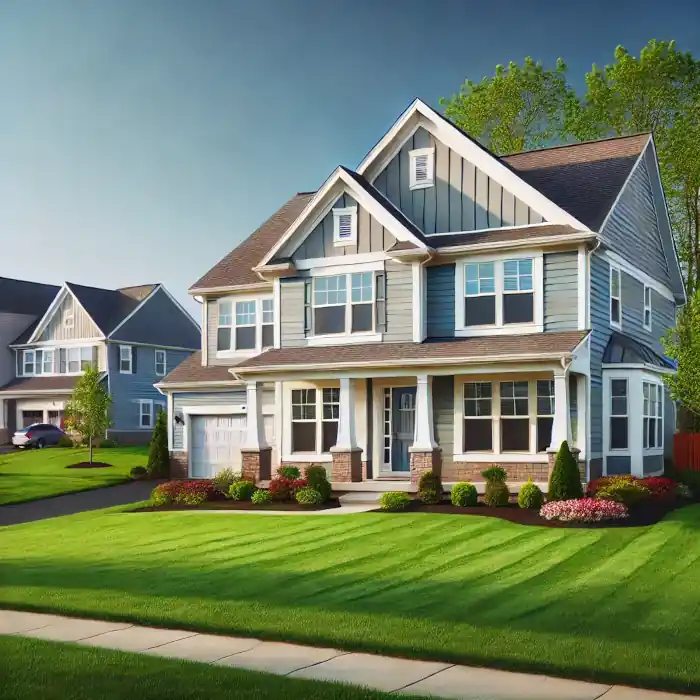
(190, 415), (246, 478)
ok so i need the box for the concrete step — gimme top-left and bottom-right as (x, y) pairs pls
(338, 492), (383, 506)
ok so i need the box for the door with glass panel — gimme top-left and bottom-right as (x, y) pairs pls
(390, 387), (416, 472)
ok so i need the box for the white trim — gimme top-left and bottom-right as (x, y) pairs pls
(609, 265), (622, 330)
(412, 262), (422, 342)
(602, 362), (675, 375)
(643, 284), (653, 332)
(452, 453), (550, 464)
(600, 249), (675, 302)
(107, 340), (196, 352)
(273, 278), (282, 349)
(307, 333), (382, 347)
(215, 293), (274, 356)
(189, 282), (272, 296)
(107, 284), (162, 338)
(26, 286), (70, 345)
(201, 299), (208, 366)
(156, 380), (243, 390)
(139, 399), (154, 429)
(281, 454), (332, 463)
(356, 100), (588, 230)
(408, 147), (435, 190)
(302, 259), (385, 276)
(295, 252), (390, 271)
(166, 391), (174, 451)
(155, 349), (167, 377)
(332, 206), (358, 247)
(577, 244), (588, 330)
(119, 345), (133, 374)
(180, 405), (247, 416)
(10, 337), (107, 349)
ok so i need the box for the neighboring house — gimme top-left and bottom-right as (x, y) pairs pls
(0, 280), (200, 444)
(157, 99), (684, 486)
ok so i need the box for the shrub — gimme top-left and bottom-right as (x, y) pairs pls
(676, 470), (700, 499)
(147, 409), (169, 478)
(639, 476), (677, 500)
(212, 468), (239, 497)
(548, 440), (583, 501)
(677, 483), (693, 499)
(484, 480), (509, 507)
(98, 438), (117, 448)
(596, 477), (650, 507)
(130, 466), (148, 480)
(251, 489), (273, 505)
(540, 498), (628, 522)
(518, 479), (544, 509)
(481, 466), (507, 482)
(379, 491), (412, 511)
(278, 466), (301, 479)
(269, 476), (307, 501)
(150, 480), (215, 507)
(417, 470), (443, 504)
(151, 481), (181, 506)
(296, 487), (324, 506)
(304, 465), (332, 502)
(228, 480), (256, 501)
(57, 435), (74, 448)
(451, 482), (477, 507)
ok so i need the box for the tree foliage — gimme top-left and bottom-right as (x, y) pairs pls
(147, 408), (169, 478)
(64, 365), (111, 465)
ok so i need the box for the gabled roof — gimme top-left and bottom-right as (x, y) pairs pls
(0, 277), (60, 316)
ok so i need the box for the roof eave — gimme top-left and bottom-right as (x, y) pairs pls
(433, 231), (597, 256)
(188, 282), (273, 296)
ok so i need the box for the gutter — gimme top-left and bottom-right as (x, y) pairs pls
(188, 282), (272, 296)
(434, 231), (597, 256)
(154, 379), (244, 391)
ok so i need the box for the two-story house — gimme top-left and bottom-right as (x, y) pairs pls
(158, 99), (684, 487)
(0, 280), (200, 444)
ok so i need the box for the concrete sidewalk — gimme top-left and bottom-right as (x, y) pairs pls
(0, 610), (694, 699)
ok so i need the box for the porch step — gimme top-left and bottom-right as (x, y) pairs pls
(337, 492), (383, 506)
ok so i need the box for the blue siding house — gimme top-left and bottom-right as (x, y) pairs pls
(0, 281), (200, 444)
(157, 99), (684, 485)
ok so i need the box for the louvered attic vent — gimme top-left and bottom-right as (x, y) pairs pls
(333, 206), (357, 246)
(409, 147), (435, 190)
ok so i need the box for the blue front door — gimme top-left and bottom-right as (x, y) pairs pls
(391, 387), (416, 472)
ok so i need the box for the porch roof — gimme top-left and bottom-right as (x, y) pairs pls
(603, 331), (676, 370)
(234, 330), (589, 375)
(157, 350), (241, 388)
(0, 375), (81, 395)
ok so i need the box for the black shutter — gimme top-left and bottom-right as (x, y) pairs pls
(131, 346), (137, 374)
(303, 279), (312, 337)
(375, 272), (386, 333)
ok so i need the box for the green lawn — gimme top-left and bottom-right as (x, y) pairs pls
(2, 506), (700, 693)
(0, 447), (148, 505)
(0, 636), (414, 700)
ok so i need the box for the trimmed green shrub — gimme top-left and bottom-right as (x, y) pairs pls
(228, 480), (256, 501)
(379, 491), (412, 511)
(98, 438), (117, 448)
(596, 478), (650, 507)
(147, 408), (169, 478)
(451, 482), (477, 507)
(130, 466), (148, 480)
(676, 469), (700, 499)
(57, 435), (74, 448)
(251, 489), (273, 505)
(517, 479), (544, 509)
(417, 470), (443, 504)
(278, 466), (301, 479)
(481, 466), (507, 483)
(484, 480), (509, 507)
(295, 487), (324, 506)
(212, 468), (239, 497)
(304, 465), (332, 502)
(548, 440), (583, 502)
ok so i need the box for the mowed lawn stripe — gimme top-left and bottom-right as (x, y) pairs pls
(2, 507), (700, 692)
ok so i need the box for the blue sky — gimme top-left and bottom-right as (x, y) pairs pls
(1, 0), (699, 317)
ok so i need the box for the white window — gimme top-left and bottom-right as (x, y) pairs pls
(63, 297), (74, 328)
(500, 381), (530, 452)
(409, 147), (435, 190)
(262, 299), (274, 349)
(216, 297), (273, 352)
(332, 207), (357, 246)
(234, 300), (256, 350)
(610, 266), (621, 328)
(609, 379), (628, 450)
(34, 349), (54, 376)
(312, 272), (375, 336)
(155, 350), (166, 376)
(643, 382), (663, 449)
(290, 388), (339, 454)
(139, 400), (154, 429)
(643, 285), (652, 331)
(119, 345), (133, 374)
(23, 350), (35, 376)
(536, 380), (554, 453)
(463, 382), (493, 452)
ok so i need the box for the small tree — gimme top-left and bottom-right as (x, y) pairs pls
(147, 408), (169, 477)
(548, 440), (583, 502)
(64, 365), (111, 465)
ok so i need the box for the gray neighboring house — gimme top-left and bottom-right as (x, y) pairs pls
(0, 279), (200, 445)
(158, 98), (683, 486)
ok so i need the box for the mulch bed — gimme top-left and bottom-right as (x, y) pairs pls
(372, 498), (689, 528)
(65, 462), (113, 469)
(132, 498), (342, 513)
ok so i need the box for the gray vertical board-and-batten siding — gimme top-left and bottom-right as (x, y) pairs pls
(0, 312), (36, 385)
(432, 376), (455, 471)
(600, 155), (671, 286)
(108, 344), (189, 431)
(292, 194), (396, 260)
(373, 126), (544, 234)
(38, 294), (101, 342)
(426, 265), (456, 338)
(543, 252), (578, 332)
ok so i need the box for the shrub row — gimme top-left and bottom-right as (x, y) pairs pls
(151, 480), (217, 507)
(540, 498), (628, 522)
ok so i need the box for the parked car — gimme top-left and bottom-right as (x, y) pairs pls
(12, 423), (66, 449)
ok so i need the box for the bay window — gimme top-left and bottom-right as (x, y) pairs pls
(643, 382), (663, 449)
(609, 379), (628, 450)
(500, 381), (530, 452)
(216, 297), (274, 352)
(290, 387), (340, 454)
(18, 346), (94, 376)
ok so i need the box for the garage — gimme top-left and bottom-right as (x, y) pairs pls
(22, 411), (44, 428)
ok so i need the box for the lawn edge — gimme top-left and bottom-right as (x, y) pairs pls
(0, 477), (134, 506)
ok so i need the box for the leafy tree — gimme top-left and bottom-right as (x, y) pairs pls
(440, 57), (575, 154)
(548, 441), (583, 502)
(64, 365), (111, 465)
(147, 408), (169, 477)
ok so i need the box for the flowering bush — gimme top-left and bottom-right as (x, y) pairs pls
(540, 498), (628, 522)
(596, 477), (649, 506)
(586, 475), (678, 502)
(150, 480), (216, 507)
(269, 476), (307, 501)
(640, 477), (677, 500)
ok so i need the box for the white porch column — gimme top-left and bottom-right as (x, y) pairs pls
(411, 374), (437, 450)
(576, 374), (588, 460)
(242, 381), (267, 450)
(549, 370), (571, 451)
(334, 377), (358, 450)
(0, 399), (5, 430)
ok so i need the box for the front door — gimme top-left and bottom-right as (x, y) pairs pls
(391, 387), (416, 472)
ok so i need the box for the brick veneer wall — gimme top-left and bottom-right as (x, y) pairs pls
(331, 449), (363, 482)
(241, 448), (272, 483)
(444, 460), (585, 482)
(169, 452), (188, 479)
(409, 449), (442, 485)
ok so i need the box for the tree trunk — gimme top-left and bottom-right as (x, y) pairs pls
(89, 436), (93, 465)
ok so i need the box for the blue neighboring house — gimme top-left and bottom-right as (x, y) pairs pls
(0, 279), (200, 444)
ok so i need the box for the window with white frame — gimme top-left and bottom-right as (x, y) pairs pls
(536, 380), (554, 453)
(119, 345), (133, 373)
(262, 299), (274, 348)
(64, 296), (74, 328)
(155, 349), (166, 376)
(609, 378), (628, 450)
(321, 388), (340, 453)
(464, 263), (496, 326)
(463, 382), (493, 451)
(610, 266), (621, 328)
(409, 147), (435, 190)
(23, 350), (35, 375)
(139, 400), (153, 429)
(500, 381), (530, 451)
(643, 382), (663, 449)
(312, 272), (376, 336)
(643, 285), (652, 331)
(234, 300), (256, 350)
(333, 207), (357, 246)
(502, 259), (534, 324)
(217, 298), (273, 352)
(290, 388), (339, 454)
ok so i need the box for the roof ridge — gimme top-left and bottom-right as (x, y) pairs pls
(502, 132), (651, 158)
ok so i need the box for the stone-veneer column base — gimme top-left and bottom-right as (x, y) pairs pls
(169, 452), (188, 479)
(241, 447), (272, 483)
(409, 448), (442, 486)
(330, 448), (363, 482)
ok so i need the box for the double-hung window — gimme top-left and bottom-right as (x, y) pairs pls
(536, 380), (554, 453)
(463, 382), (493, 451)
(643, 382), (663, 449)
(217, 298), (274, 352)
(262, 299), (274, 348)
(321, 388), (340, 452)
(464, 263), (496, 326)
(119, 345), (133, 373)
(139, 400), (154, 429)
(500, 381), (530, 451)
(155, 350), (166, 376)
(290, 388), (340, 454)
(312, 273), (376, 336)
(33, 349), (55, 376)
(234, 301), (256, 350)
(502, 259), (534, 324)
(610, 267), (622, 328)
(23, 350), (35, 375)
(643, 285), (652, 331)
(609, 379), (628, 450)
(350, 272), (373, 332)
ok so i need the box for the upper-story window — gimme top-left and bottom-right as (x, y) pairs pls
(217, 297), (273, 353)
(312, 272), (375, 335)
(332, 207), (357, 247)
(17, 346), (94, 377)
(64, 297), (74, 328)
(155, 349), (167, 376)
(409, 147), (435, 190)
(119, 345), (133, 373)
(610, 266), (621, 329)
(643, 285), (652, 331)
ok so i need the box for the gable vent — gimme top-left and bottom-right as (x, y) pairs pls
(333, 206), (357, 247)
(337, 213), (353, 238)
(409, 147), (435, 190)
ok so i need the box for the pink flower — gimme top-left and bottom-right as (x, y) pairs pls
(540, 498), (628, 522)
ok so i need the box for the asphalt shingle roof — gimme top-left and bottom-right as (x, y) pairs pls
(0, 277), (60, 316)
(159, 351), (238, 385)
(0, 375), (81, 393)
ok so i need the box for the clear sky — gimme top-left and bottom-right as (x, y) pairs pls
(1, 0), (699, 317)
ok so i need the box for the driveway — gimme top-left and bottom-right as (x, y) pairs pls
(0, 480), (160, 527)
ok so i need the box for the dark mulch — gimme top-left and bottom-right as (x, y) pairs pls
(132, 498), (341, 513)
(372, 498), (689, 528)
(65, 462), (113, 469)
